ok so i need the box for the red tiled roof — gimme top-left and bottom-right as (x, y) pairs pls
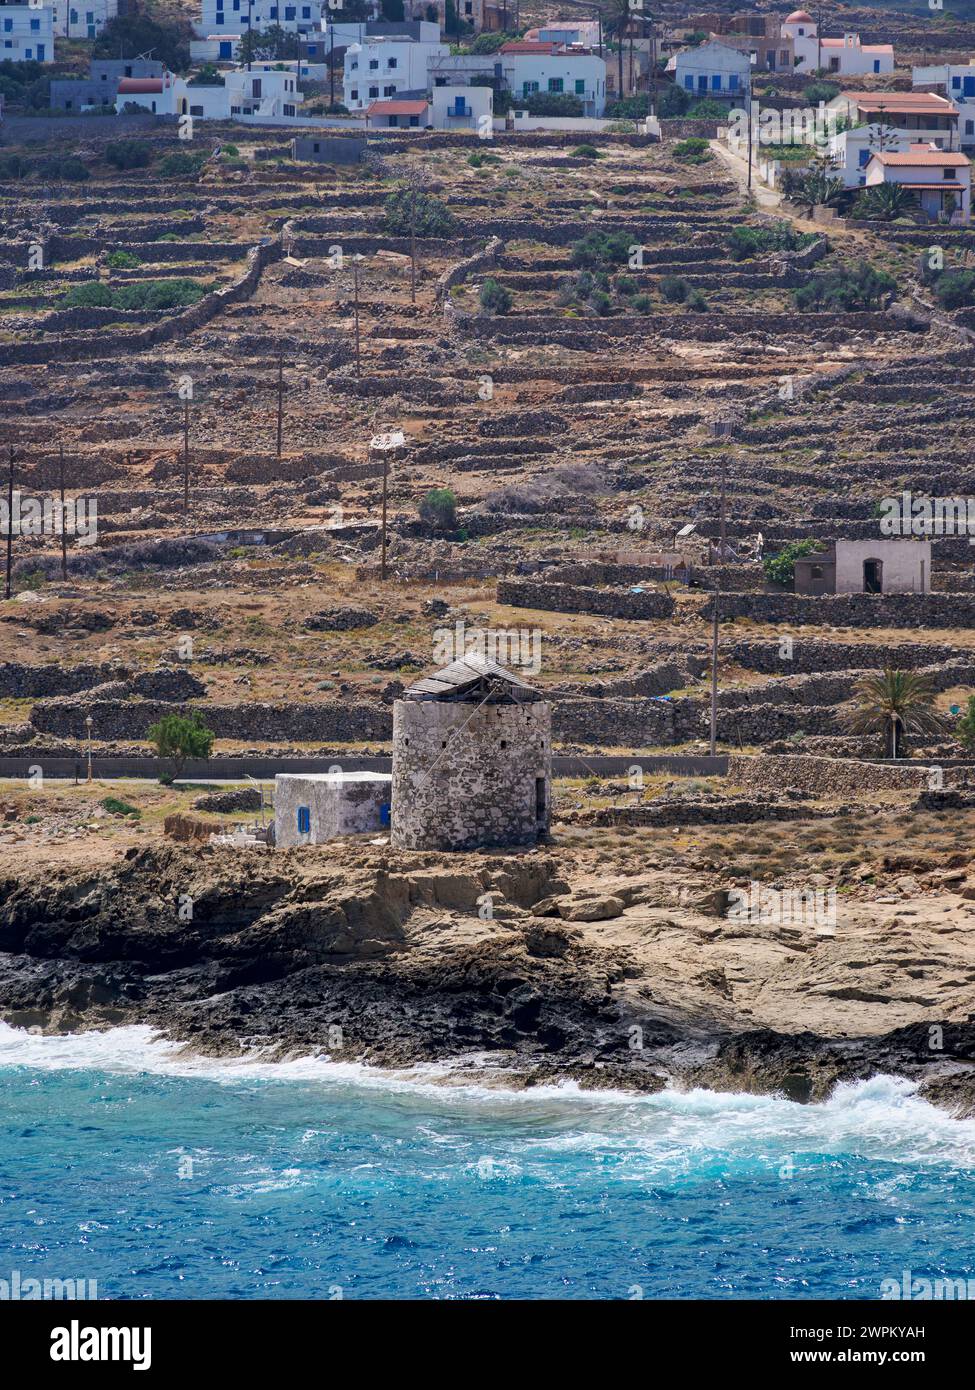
(117, 78), (166, 93)
(871, 149), (969, 166)
(500, 41), (560, 54)
(366, 99), (428, 116)
(843, 90), (958, 114)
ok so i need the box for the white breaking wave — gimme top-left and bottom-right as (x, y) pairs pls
(1, 1022), (974, 1169)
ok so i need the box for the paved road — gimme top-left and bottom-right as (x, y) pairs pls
(0, 753), (730, 782)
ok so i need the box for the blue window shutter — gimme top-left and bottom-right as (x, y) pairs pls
(711, 73), (720, 89)
(729, 74), (739, 90)
(684, 75), (693, 89)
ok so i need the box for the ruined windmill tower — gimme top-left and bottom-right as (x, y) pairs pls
(391, 653), (552, 851)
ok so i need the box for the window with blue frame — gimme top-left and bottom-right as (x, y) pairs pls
(285, 4), (295, 17)
(30, 18), (40, 29)
(3, 19), (12, 31)
(683, 75), (693, 88)
(697, 74), (707, 90)
(858, 148), (870, 166)
(711, 73), (721, 89)
(215, 14), (224, 23)
(297, 806), (311, 834)
(965, 75), (975, 96)
(729, 74), (739, 90)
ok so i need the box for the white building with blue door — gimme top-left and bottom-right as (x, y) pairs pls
(343, 33), (447, 111)
(669, 40), (751, 104)
(914, 61), (975, 147)
(0, 2), (54, 63)
(51, 0), (116, 39)
(197, 0), (324, 57)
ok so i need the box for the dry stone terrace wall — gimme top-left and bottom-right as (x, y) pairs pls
(498, 580), (675, 621)
(29, 699), (391, 744)
(726, 639), (975, 675)
(0, 240), (281, 366)
(705, 592), (975, 630)
(728, 754), (936, 796)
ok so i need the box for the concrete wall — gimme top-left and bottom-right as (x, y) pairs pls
(274, 771), (391, 847)
(391, 698), (552, 851)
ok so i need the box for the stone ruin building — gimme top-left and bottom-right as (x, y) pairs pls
(390, 653), (552, 851)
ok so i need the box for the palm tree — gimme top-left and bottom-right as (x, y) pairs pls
(842, 669), (947, 759)
(603, 0), (634, 109)
(853, 182), (917, 222)
(795, 171), (845, 216)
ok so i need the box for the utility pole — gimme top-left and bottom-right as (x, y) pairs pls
(409, 189), (417, 305)
(247, 0), (253, 72)
(182, 396), (190, 512)
(719, 457), (727, 560)
(59, 443), (67, 581)
(709, 587), (720, 757)
(380, 449), (389, 581)
(816, 2), (823, 75)
(276, 346), (284, 458)
(329, 22), (335, 110)
(4, 447), (13, 601)
(747, 75), (754, 192)
(352, 255), (362, 378)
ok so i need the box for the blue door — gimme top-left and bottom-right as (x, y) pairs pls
(965, 75), (975, 96)
(698, 74), (708, 91)
(219, 40), (232, 59)
(873, 59), (880, 73)
(36, 43), (45, 60)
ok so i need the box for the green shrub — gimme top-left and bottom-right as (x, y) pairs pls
(383, 187), (456, 237)
(686, 288), (708, 312)
(633, 293), (652, 313)
(933, 268), (975, 310)
(589, 289), (613, 315)
(570, 229), (632, 270)
(63, 282), (113, 307)
(673, 136), (711, 163)
(524, 91), (582, 116)
(419, 487), (457, 530)
(479, 277), (512, 314)
(147, 711), (214, 779)
(763, 539), (821, 586)
(570, 143), (601, 160)
(0, 152), (28, 180)
(794, 261), (896, 312)
(101, 796), (140, 818)
(106, 251), (142, 269)
(156, 151), (206, 179)
(104, 139), (153, 170)
(727, 221), (816, 261)
(660, 275), (689, 303)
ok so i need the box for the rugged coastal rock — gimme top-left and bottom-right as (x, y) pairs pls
(2, 842), (974, 1113)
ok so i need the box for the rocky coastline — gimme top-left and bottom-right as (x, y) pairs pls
(2, 841), (974, 1115)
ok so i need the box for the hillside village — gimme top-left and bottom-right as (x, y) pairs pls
(2, 0), (975, 1095)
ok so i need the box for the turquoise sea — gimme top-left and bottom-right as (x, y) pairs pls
(2, 1023), (974, 1301)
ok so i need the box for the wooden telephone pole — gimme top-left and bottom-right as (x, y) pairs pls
(709, 461), (727, 757)
(4, 447), (14, 601)
(182, 397), (190, 512)
(59, 443), (68, 581)
(276, 346), (284, 458)
(352, 256), (362, 378)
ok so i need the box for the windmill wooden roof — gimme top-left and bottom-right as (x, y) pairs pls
(403, 653), (544, 703)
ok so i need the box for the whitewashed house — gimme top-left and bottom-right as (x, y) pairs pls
(429, 82), (491, 130)
(197, 0), (324, 43)
(781, 10), (893, 76)
(864, 145), (971, 224)
(116, 66), (302, 120)
(0, 2), (54, 63)
(669, 39), (751, 103)
(914, 60), (975, 148)
(51, 0), (116, 40)
(500, 40), (607, 117)
(824, 91), (960, 186)
(344, 33), (447, 111)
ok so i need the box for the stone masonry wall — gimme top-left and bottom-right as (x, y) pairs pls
(727, 753), (934, 796)
(498, 579), (675, 620)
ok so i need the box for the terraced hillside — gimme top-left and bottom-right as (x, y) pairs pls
(1, 126), (973, 769)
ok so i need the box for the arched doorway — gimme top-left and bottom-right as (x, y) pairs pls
(863, 558), (883, 593)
